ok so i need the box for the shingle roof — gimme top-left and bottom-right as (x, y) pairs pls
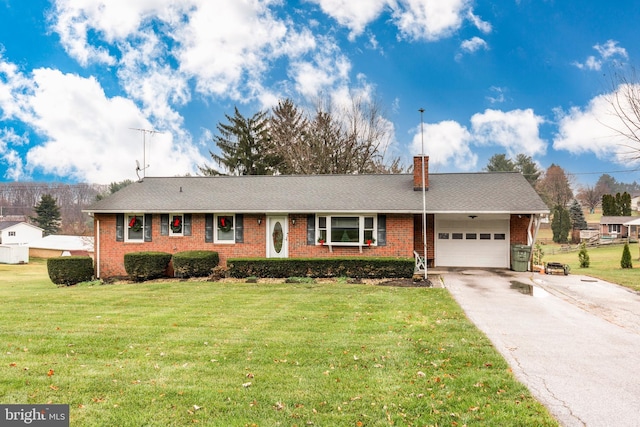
(85, 172), (549, 215)
(600, 216), (635, 224)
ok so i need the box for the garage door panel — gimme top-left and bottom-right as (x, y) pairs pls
(436, 218), (509, 268)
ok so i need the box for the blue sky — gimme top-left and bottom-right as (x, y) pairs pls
(1, 0), (639, 187)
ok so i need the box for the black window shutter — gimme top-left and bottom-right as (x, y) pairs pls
(307, 214), (315, 245)
(160, 214), (169, 236)
(205, 214), (214, 243)
(184, 214), (192, 236)
(144, 214), (153, 242)
(235, 214), (244, 243)
(116, 213), (124, 242)
(377, 214), (386, 246)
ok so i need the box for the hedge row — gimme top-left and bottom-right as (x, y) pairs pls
(47, 256), (94, 286)
(227, 257), (414, 279)
(173, 250), (220, 278)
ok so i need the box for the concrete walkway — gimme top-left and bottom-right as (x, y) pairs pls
(442, 269), (640, 427)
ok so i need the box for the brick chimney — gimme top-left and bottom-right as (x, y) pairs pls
(413, 155), (429, 191)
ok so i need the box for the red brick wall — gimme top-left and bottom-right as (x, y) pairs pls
(95, 213), (416, 278)
(510, 214), (530, 245)
(413, 156), (429, 190)
(413, 214), (434, 265)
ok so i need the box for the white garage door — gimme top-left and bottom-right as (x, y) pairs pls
(436, 217), (510, 268)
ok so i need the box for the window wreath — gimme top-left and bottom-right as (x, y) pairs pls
(218, 216), (232, 232)
(128, 216), (142, 233)
(171, 216), (182, 233)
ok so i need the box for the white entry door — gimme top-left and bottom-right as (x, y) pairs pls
(267, 216), (288, 258)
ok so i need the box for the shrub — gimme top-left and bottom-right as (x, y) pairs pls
(532, 242), (544, 266)
(621, 243), (633, 269)
(47, 256), (94, 286)
(227, 257), (414, 279)
(173, 250), (219, 278)
(578, 242), (590, 268)
(124, 251), (172, 282)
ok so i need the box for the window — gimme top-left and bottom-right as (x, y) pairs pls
(169, 214), (184, 236)
(494, 233), (506, 240)
(316, 215), (377, 245)
(438, 233), (449, 239)
(8, 231), (16, 237)
(480, 233), (491, 240)
(452, 233), (463, 240)
(609, 224), (621, 234)
(215, 214), (235, 243)
(126, 214), (144, 242)
(466, 233), (477, 240)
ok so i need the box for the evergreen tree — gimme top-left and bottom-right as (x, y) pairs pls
(551, 204), (571, 243)
(569, 199), (588, 230)
(621, 192), (632, 216)
(514, 154), (542, 187)
(578, 242), (590, 268)
(31, 194), (61, 236)
(485, 154), (516, 172)
(200, 107), (274, 176)
(621, 242), (633, 269)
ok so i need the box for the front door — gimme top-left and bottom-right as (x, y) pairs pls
(267, 216), (288, 258)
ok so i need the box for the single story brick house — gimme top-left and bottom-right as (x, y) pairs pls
(84, 156), (549, 278)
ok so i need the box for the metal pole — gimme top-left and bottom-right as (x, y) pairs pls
(419, 108), (428, 280)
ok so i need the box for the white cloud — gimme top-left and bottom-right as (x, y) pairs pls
(0, 59), (206, 183)
(0, 128), (27, 180)
(412, 120), (477, 170)
(392, 0), (472, 41)
(460, 36), (488, 53)
(471, 109), (546, 158)
(486, 86), (506, 104)
(574, 39), (628, 71)
(307, 0), (390, 40)
(289, 37), (352, 99)
(467, 10), (491, 34)
(553, 87), (637, 164)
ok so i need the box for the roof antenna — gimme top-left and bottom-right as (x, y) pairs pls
(130, 127), (164, 181)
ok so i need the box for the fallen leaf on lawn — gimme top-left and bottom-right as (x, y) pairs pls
(47, 369), (54, 377)
(242, 382), (252, 388)
(417, 371), (426, 377)
(193, 405), (201, 411)
(49, 385), (59, 391)
(274, 402), (285, 411)
(9, 362), (17, 367)
(246, 373), (254, 378)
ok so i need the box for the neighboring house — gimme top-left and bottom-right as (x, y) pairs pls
(631, 195), (640, 212)
(0, 221), (43, 245)
(599, 216), (634, 239)
(84, 156), (550, 278)
(624, 217), (640, 241)
(29, 235), (95, 259)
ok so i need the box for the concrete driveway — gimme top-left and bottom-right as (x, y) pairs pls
(442, 269), (640, 427)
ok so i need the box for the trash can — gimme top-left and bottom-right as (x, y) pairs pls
(511, 244), (531, 272)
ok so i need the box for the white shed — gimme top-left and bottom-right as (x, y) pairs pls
(0, 244), (29, 264)
(0, 222), (44, 245)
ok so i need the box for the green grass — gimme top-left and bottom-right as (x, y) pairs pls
(0, 260), (557, 426)
(540, 243), (640, 291)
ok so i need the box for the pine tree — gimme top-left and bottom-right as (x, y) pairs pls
(551, 205), (571, 243)
(569, 199), (588, 230)
(621, 243), (633, 269)
(578, 242), (590, 268)
(200, 107), (274, 176)
(31, 194), (61, 236)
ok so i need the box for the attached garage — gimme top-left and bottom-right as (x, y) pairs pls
(435, 215), (510, 268)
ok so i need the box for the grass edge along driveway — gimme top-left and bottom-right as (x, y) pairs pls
(0, 261), (557, 426)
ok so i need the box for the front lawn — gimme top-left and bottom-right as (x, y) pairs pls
(0, 260), (557, 426)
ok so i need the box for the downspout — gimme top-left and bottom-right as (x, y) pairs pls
(527, 214), (542, 270)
